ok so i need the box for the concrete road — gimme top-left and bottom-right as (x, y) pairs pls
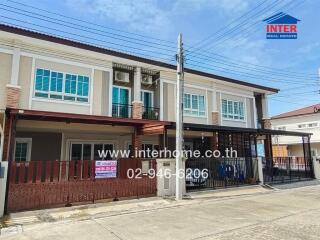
(1, 184), (320, 240)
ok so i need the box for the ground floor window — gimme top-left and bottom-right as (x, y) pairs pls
(14, 138), (32, 162)
(70, 142), (114, 160)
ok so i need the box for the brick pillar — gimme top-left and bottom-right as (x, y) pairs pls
(263, 118), (272, 129)
(212, 111), (219, 125)
(132, 127), (142, 157)
(132, 101), (143, 119)
(6, 85), (21, 109)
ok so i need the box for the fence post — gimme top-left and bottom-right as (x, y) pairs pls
(0, 161), (8, 217)
(257, 157), (264, 185)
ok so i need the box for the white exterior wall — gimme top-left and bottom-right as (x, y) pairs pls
(271, 114), (320, 157)
(271, 114), (320, 144)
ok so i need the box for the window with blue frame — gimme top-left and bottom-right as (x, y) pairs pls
(34, 68), (89, 103)
(222, 99), (245, 120)
(184, 93), (206, 116)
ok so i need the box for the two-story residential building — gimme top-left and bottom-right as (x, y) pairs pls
(0, 24), (280, 163)
(271, 103), (320, 158)
(0, 24), (314, 213)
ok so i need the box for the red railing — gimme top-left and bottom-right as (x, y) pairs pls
(7, 159), (157, 212)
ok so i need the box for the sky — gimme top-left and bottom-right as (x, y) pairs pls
(0, 0), (319, 116)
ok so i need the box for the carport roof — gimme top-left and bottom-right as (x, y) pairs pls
(169, 122), (311, 137)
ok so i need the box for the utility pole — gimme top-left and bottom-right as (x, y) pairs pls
(176, 33), (184, 200)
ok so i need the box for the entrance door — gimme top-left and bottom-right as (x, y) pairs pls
(112, 87), (130, 117)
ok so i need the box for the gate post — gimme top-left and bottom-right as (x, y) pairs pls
(0, 161), (8, 217)
(156, 158), (186, 197)
(312, 156), (320, 179)
(257, 157), (264, 185)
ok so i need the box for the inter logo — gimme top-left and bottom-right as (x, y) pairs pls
(263, 12), (300, 39)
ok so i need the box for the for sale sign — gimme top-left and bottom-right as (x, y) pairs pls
(95, 160), (117, 179)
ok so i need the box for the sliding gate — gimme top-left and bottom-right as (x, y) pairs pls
(263, 157), (313, 184)
(185, 157), (259, 191)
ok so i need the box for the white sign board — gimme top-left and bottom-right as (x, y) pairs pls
(95, 160), (117, 179)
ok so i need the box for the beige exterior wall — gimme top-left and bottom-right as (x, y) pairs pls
(18, 56), (32, 109)
(0, 29), (274, 129)
(0, 53), (12, 109)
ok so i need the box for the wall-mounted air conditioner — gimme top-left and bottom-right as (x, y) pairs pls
(115, 71), (130, 83)
(141, 74), (153, 85)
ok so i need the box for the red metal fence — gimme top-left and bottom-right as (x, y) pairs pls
(7, 159), (157, 212)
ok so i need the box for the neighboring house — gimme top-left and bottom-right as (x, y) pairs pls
(271, 103), (320, 158)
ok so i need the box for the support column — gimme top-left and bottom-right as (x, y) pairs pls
(2, 112), (17, 216)
(159, 127), (168, 151)
(132, 67), (143, 119)
(132, 127), (142, 157)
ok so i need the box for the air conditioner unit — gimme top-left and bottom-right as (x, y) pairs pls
(141, 74), (153, 85)
(115, 71), (129, 83)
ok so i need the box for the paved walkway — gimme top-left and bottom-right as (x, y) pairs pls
(1, 183), (320, 240)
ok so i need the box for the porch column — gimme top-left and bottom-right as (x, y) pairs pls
(132, 127), (142, 157)
(209, 132), (218, 151)
(3, 112), (17, 162)
(6, 48), (21, 108)
(0, 114), (7, 217)
(159, 127), (168, 151)
(302, 135), (314, 178)
(261, 94), (271, 129)
(132, 67), (143, 119)
(2, 112), (17, 216)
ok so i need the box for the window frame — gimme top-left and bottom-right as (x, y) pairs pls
(221, 99), (245, 122)
(14, 138), (32, 162)
(33, 68), (90, 105)
(183, 93), (206, 117)
(68, 140), (116, 161)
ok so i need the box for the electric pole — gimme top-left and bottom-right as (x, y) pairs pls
(176, 33), (184, 200)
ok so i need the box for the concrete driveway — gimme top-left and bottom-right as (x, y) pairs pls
(1, 183), (320, 240)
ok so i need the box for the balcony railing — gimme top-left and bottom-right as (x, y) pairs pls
(112, 103), (132, 118)
(142, 106), (160, 120)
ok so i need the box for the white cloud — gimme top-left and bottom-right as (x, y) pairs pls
(66, 0), (170, 33)
(66, 0), (251, 34)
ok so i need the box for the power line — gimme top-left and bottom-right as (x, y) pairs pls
(0, 4), (176, 51)
(186, 0), (284, 56)
(7, 0), (175, 45)
(186, 0), (268, 52)
(186, 60), (319, 86)
(0, 18), (175, 62)
(185, 52), (319, 81)
(188, 0), (295, 56)
(210, 0), (304, 52)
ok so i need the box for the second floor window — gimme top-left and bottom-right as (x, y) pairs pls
(34, 68), (89, 103)
(222, 99), (244, 120)
(184, 93), (206, 116)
